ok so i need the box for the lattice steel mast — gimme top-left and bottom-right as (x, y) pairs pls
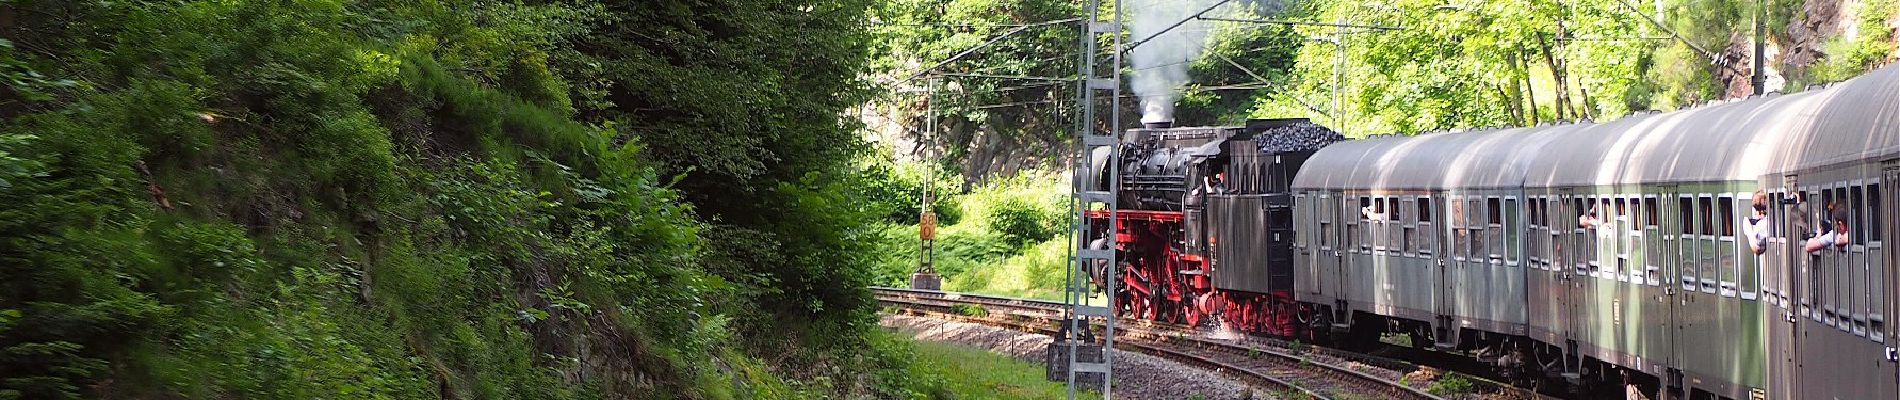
(1056, 0), (1121, 397)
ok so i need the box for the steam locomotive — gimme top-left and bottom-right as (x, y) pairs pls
(1088, 65), (1900, 399)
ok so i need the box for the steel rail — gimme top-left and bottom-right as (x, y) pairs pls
(876, 288), (1439, 400)
(874, 287), (1555, 400)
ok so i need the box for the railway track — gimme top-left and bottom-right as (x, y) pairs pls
(874, 287), (1550, 400)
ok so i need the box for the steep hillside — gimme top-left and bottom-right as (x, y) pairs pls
(0, 1), (914, 399)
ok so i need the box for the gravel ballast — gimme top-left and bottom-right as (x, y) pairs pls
(881, 315), (1270, 400)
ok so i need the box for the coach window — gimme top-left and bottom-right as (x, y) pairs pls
(1826, 187), (1846, 325)
(1549, 197), (1563, 270)
(1485, 197), (1504, 261)
(1319, 196), (1334, 249)
(1504, 198), (1521, 266)
(1344, 197), (1359, 253)
(1732, 193), (1755, 297)
(1389, 197), (1405, 255)
(1621, 198), (1640, 282)
(1294, 194), (1307, 249)
(1802, 188), (1823, 316)
(1720, 195), (1742, 298)
(1466, 198), (1482, 261)
(1360, 197), (1375, 253)
(1368, 197), (1385, 253)
(1853, 185), (1872, 336)
(1417, 197), (1436, 256)
(1449, 198), (1467, 260)
(1679, 196), (1698, 290)
(1527, 198), (1543, 267)
(1710, 194), (1725, 291)
(1869, 183), (1886, 341)
(1385, 197), (1400, 253)
(1643, 196), (1662, 285)
(1400, 198), (1417, 257)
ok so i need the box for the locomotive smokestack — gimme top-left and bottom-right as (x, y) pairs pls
(1144, 120), (1174, 129)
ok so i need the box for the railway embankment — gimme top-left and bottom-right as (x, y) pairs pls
(884, 314), (1264, 400)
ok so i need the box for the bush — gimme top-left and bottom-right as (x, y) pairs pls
(990, 197), (1060, 247)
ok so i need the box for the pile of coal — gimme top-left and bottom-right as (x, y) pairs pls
(1253, 122), (1345, 154)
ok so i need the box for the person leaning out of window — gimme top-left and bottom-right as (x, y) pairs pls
(1804, 209), (1851, 254)
(1746, 191), (1771, 256)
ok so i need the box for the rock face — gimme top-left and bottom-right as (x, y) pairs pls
(1783, 0), (1850, 75)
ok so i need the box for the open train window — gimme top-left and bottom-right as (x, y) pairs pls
(1719, 197), (1737, 238)
(1852, 187), (1867, 245)
(1734, 195), (1757, 299)
(1699, 196), (1716, 236)
(1721, 195), (1740, 297)
(1871, 184), (1883, 242)
(1826, 188), (1844, 236)
(1871, 183), (1887, 342)
(1679, 197), (1695, 235)
(1528, 199), (1542, 227)
(1487, 198), (1502, 225)
(1768, 192), (1786, 239)
(1417, 197), (1435, 256)
(1644, 198), (1659, 227)
(1643, 196), (1662, 285)
(1574, 199), (1590, 228)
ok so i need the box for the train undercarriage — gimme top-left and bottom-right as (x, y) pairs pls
(1089, 209), (1300, 337)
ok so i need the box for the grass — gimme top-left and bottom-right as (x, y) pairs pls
(1428, 372), (1476, 396)
(905, 340), (1073, 400)
(952, 304), (990, 317)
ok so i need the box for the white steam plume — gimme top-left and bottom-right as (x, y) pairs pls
(1128, 0), (1220, 124)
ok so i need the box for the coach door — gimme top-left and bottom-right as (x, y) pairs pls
(1554, 191), (1584, 344)
(1761, 178), (1800, 400)
(1654, 187), (1683, 385)
(1435, 194), (1467, 346)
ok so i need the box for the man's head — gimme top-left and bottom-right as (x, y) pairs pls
(1752, 191), (1769, 213)
(1832, 209), (1850, 232)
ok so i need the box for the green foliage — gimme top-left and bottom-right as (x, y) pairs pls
(0, 0), (909, 398)
(1428, 372), (1477, 396)
(1249, 0), (1890, 136)
(859, 153), (965, 224)
(868, 171), (1070, 299)
(870, 0), (1083, 161)
(1806, 0), (1899, 84)
(989, 196), (1061, 246)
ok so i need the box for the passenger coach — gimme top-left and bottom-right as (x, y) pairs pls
(1290, 65), (1899, 399)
